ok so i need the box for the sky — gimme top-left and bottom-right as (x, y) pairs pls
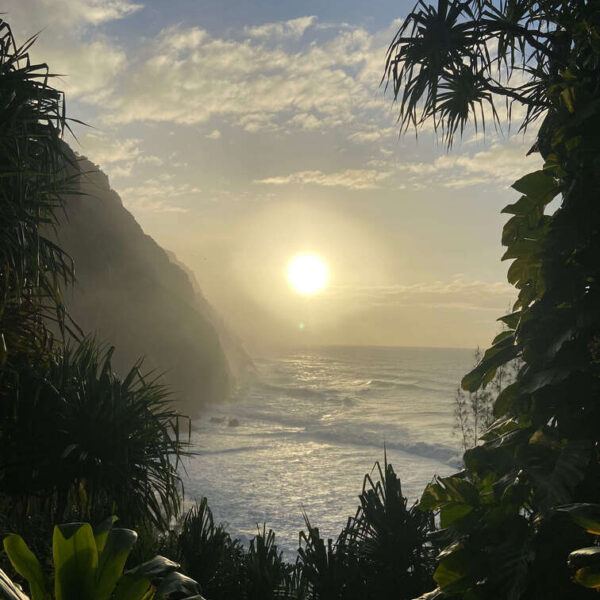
(7, 0), (542, 352)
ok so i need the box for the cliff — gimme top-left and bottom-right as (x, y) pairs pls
(55, 154), (244, 415)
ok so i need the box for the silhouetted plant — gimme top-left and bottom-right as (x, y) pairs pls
(297, 516), (353, 600)
(386, 0), (600, 598)
(245, 525), (293, 600)
(172, 499), (246, 600)
(295, 460), (434, 600)
(0, 18), (77, 365)
(345, 459), (435, 599)
(0, 339), (186, 532)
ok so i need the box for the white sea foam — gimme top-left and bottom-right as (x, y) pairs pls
(181, 346), (474, 557)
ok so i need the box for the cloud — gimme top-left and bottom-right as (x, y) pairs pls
(206, 129), (222, 140)
(397, 135), (541, 189)
(329, 277), (515, 312)
(348, 128), (392, 143)
(78, 134), (164, 180)
(80, 134), (141, 165)
(98, 19), (386, 134)
(11, 0), (142, 27)
(49, 40), (126, 99)
(47, 0), (143, 26)
(253, 134), (538, 192)
(255, 168), (393, 190)
(6, 0), (135, 100)
(245, 16), (316, 40)
(118, 176), (201, 213)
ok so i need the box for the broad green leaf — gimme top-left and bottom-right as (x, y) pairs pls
(433, 544), (469, 592)
(502, 195), (539, 217)
(3, 535), (49, 600)
(462, 342), (517, 392)
(94, 516), (118, 554)
(556, 503), (600, 535)
(493, 382), (520, 417)
(125, 556), (179, 580)
(568, 547), (600, 570)
(419, 482), (450, 511)
(520, 368), (571, 395)
(113, 574), (153, 600)
(440, 504), (473, 528)
(502, 239), (540, 261)
(530, 441), (591, 510)
(440, 477), (479, 506)
(154, 572), (201, 599)
(574, 567), (600, 589)
(498, 311), (521, 329)
(53, 523), (98, 600)
(491, 330), (514, 346)
(94, 528), (138, 600)
(511, 170), (559, 203)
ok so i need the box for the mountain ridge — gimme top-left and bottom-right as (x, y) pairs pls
(53, 152), (244, 414)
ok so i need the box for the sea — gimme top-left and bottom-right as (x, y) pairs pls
(180, 345), (474, 556)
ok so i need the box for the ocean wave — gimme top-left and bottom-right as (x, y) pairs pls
(300, 426), (461, 468)
(191, 445), (270, 456)
(201, 410), (460, 469)
(252, 379), (446, 401)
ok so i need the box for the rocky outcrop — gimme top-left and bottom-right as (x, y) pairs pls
(55, 154), (243, 415)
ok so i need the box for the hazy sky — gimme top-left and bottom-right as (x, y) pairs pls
(8, 0), (542, 351)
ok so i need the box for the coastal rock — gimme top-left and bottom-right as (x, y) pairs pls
(55, 152), (249, 414)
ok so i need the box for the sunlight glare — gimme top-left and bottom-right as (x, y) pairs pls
(287, 254), (328, 295)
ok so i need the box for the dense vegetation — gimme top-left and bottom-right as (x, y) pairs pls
(124, 459), (437, 600)
(1, 0), (599, 598)
(386, 0), (600, 597)
(0, 15), (184, 557)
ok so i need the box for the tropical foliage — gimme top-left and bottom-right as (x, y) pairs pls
(170, 498), (246, 599)
(168, 460), (435, 600)
(0, 18), (74, 364)
(386, 0), (600, 598)
(453, 348), (523, 451)
(0, 340), (185, 531)
(344, 458), (435, 599)
(560, 503), (600, 592)
(5, 0), (600, 598)
(2, 516), (204, 600)
(0, 16), (187, 560)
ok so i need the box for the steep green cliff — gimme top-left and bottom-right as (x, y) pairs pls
(55, 155), (243, 414)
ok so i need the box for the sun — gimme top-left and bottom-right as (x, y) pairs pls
(287, 254), (328, 295)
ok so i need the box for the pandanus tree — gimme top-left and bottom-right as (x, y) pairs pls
(296, 460), (435, 600)
(0, 340), (185, 531)
(0, 18), (75, 364)
(0, 19), (187, 539)
(385, 0), (600, 598)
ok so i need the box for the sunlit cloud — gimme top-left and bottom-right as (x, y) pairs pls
(255, 168), (393, 190)
(245, 16), (316, 40)
(80, 134), (141, 165)
(397, 135), (541, 189)
(329, 277), (514, 313)
(119, 176), (200, 213)
(206, 129), (222, 140)
(98, 20), (386, 134)
(16, 0), (142, 27)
